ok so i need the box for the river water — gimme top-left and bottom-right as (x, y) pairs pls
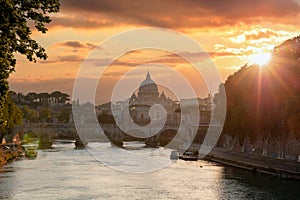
(0, 142), (300, 200)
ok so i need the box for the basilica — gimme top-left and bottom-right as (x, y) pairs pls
(96, 71), (213, 146)
(96, 71), (213, 129)
(128, 72), (179, 126)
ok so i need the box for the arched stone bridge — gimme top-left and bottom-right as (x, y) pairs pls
(13, 123), (107, 149)
(100, 123), (200, 148)
(13, 122), (208, 149)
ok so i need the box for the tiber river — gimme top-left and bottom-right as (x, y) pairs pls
(0, 142), (300, 200)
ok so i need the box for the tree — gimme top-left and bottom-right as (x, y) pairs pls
(59, 93), (70, 104)
(25, 92), (38, 105)
(0, 95), (23, 142)
(38, 92), (50, 105)
(215, 35), (300, 149)
(50, 91), (62, 104)
(0, 0), (60, 129)
(21, 105), (38, 123)
(57, 108), (71, 123)
(49, 91), (69, 104)
(0, 0), (60, 94)
(39, 107), (52, 123)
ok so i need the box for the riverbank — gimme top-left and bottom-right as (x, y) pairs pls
(205, 147), (300, 180)
(0, 143), (23, 166)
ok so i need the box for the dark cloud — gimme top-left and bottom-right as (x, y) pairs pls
(50, 16), (117, 29)
(55, 40), (98, 49)
(57, 55), (84, 62)
(125, 50), (142, 55)
(55, 0), (300, 29)
(40, 55), (84, 64)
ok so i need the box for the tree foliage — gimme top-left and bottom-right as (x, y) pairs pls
(215, 35), (300, 145)
(57, 108), (70, 123)
(0, 94), (23, 141)
(12, 91), (69, 106)
(0, 0), (60, 112)
(0, 0), (59, 140)
(40, 107), (52, 122)
(21, 105), (38, 123)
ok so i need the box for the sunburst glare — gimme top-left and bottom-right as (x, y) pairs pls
(248, 53), (271, 66)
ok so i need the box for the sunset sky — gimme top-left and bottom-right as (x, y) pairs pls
(9, 0), (300, 104)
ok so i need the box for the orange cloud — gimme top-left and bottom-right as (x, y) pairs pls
(52, 40), (98, 49)
(39, 55), (84, 64)
(52, 0), (300, 29)
(50, 15), (117, 29)
(245, 29), (282, 41)
(229, 28), (295, 44)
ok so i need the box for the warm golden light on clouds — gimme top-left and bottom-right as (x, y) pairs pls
(8, 0), (300, 104)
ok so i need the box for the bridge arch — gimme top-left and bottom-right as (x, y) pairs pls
(12, 123), (87, 149)
(157, 128), (178, 147)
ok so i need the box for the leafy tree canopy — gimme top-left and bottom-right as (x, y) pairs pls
(0, 0), (59, 139)
(0, 95), (22, 141)
(0, 0), (60, 100)
(215, 35), (300, 145)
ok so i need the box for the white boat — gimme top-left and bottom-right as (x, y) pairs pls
(179, 150), (199, 161)
(22, 143), (38, 158)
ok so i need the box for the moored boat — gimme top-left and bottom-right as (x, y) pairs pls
(22, 143), (38, 158)
(179, 150), (199, 161)
(20, 131), (39, 158)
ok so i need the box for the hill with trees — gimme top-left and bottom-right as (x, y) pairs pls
(215, 35), (300, 159)
(11, 91), (71, 123)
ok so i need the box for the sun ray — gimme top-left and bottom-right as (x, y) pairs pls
(266, 65), (294, 98)
(248, 53), (271, 67)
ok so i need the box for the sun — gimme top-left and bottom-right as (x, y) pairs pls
(248, 53), (271, 66)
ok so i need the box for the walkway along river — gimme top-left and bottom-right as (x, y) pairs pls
(206, 148), (300, 180)
(0, 142), (300, 199)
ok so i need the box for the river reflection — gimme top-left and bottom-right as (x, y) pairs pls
(220, 167), (300, 199)
(0, 142), (299, 200)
